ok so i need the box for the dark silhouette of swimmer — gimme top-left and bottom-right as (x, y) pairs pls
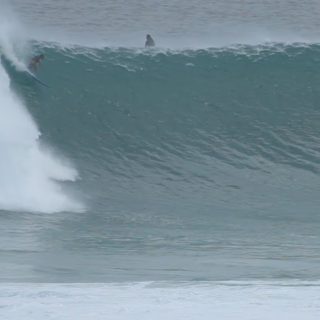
(145, 34), (155, 48)
(28, 54), (45, 72)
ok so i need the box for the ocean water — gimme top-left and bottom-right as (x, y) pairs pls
(1, 0), (320, 318)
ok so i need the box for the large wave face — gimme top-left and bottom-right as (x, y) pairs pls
(8, 43), (319, 217)
(2, 41), (320, 282)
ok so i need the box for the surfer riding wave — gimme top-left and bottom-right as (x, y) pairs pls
(28, 54), (45, 72)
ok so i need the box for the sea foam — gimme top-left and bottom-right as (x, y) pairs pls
(0, 8), (82, 213)
(1, 281), (319, 320)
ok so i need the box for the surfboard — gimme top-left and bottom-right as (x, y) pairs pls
(26, 70), (50, 88)
(0, 55), (50, 88)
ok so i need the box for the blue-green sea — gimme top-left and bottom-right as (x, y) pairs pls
(1, 1), (320, 319)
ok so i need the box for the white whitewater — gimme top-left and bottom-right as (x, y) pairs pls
(1, 282), (319, 320)
(0, 9), (82, 213)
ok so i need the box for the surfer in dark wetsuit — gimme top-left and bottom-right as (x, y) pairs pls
(145, 34), (155, 48)
(28, 54), (45, 72)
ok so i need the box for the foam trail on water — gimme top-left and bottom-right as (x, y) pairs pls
(1, 282), (320, 320)
(0, 8), (82, 213)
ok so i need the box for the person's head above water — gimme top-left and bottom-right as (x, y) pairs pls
(145, 34), (155, 47)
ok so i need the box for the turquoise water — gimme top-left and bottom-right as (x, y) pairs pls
(1, 1), (320, 318)
(2, 43), (320, 282)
